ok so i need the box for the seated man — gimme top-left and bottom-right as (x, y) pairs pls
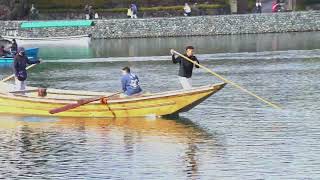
(121, 67), (142, 96)
(0, 46), (10, 57)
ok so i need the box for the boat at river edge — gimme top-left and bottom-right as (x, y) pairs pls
(1, 35), (91, 46)
(0, 47), (39, 63)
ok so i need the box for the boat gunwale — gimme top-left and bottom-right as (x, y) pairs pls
(0, 82), (226, 105)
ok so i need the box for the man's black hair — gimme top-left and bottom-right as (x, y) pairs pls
(122, 66), (131, 73)
(186, 46), (194, 50)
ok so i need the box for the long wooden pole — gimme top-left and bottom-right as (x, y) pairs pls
(49, 92), (121, 114)
(1, 63), (38, 82)
(172, 50), (282, 109)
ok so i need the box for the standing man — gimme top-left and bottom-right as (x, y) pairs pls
(88, 6), (94, 20)
(131, 4), (138, 19)
(121, 67), (142, 96)
(256, 0), (262, 13)
(13, 47), (40, 91)
(171, 46), (199, 89)
(84, 4), (89, 19)
(30, 4), (38, 20)
(10, 39), (18, 55)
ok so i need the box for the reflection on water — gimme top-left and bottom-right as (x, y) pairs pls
(16, 31), (320, 60)
(0, 116), (221, 179)
(89, 32), (320, 58)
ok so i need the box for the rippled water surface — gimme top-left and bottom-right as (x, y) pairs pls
(0, 32), (320, 179)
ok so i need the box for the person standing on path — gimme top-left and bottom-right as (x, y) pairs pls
(84, 4), (90, 19)
(88, 6), (94, 20)
(127, 5), (133, 18)
(131, 4), (138, 19)
(184, 3), (192, 16)
(171, 46), (200, 89)
(256, 0), (262, 13)
(10, 39), (18, 55)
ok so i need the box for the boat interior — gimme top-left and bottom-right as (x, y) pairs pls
(0, 81), (226, 104)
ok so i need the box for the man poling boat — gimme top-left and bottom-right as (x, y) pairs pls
(13, 47), (40, 92)
(170, 49), (282, 109)
(171, 46), (199, 89)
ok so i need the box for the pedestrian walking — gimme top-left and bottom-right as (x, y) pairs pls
(184, 3), (192, 16)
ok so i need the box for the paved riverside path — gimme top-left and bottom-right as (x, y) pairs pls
(262, 0), (274, 13)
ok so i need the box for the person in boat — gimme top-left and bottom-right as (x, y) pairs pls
(0, 45), (10, 57)
(10, 39), (18, 55)
(13, 47), (40, 91)
(171, 46), (200, 89)
(121, 67), (142, 96)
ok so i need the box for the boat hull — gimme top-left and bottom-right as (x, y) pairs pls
(0, 82), (226, 118)
(2, 35), (91, 47)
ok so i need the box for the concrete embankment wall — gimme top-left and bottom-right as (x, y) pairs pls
(0, 11), (319, 39)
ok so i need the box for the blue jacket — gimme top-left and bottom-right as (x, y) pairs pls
(121, 73), (142, 96)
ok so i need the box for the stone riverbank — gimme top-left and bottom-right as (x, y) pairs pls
(0, 11), (319, 39)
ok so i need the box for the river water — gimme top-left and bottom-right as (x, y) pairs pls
(0, 32), (320, 179)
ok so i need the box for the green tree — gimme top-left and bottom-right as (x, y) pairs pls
(0, 0), (31, 20)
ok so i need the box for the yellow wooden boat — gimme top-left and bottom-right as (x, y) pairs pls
(0, 81), (226, 118)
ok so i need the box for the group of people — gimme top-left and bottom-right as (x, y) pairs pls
(15, 45), (199, 97)
(0, 39), (18, 57)
(127, 4), (138, 19)
(125, 3), (200, 19)
(84, 5), (99, 20)
(254, 0), (286, 13)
